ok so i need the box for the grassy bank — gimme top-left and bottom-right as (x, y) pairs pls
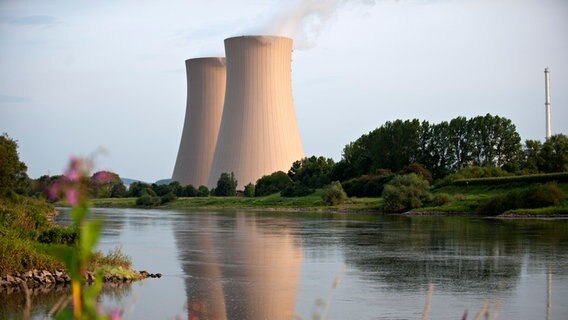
(0, 193), (133, 277)
(87, 181), (568, 217)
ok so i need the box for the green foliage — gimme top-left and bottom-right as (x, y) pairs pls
(255, 171), (293, 196)
(340, 114), (522, 180)
(89, 171), (126, 198)
(431, 193), (452, 206)
(281, 181), (315, 197)
(38, 227), (78, 245)
(0, 237), (62, 275)
(160, 192), (177, 204)
(539, 134), (568, 173)
(135, 194), (161, 206)
(450, 172), (568, 187)
(437, 166), (512, 186)
(151, 183), (173, 196)
(243, 183), (255, 197)
(127, 181), (152, 197)
(321, 181), (348, 206)
(401, 163), (433, 184)
(197, 185), (210, 197)
(288, 156), (335, 188)
(215, 172), (238, 196)
(0, 133), (30, 194)
(382, 174), (432, 213)
(477, 182), (566, 216)
(341, 170), (394, 198)
(184, 184), (198, 197)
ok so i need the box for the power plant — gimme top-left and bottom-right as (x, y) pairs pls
(172, 58), (227, 187)
(173, 35), (304, 189)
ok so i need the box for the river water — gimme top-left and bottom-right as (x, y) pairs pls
(2, 208), (568, 319)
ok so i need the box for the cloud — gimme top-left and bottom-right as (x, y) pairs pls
(0, 94), (30, 103)
(8, 15), (59, 27)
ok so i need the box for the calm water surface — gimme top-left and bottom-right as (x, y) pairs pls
(3, 208), (568, 319)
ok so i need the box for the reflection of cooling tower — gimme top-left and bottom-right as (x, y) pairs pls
(172, 58), (226, 187)
(207, 36), (304, 189)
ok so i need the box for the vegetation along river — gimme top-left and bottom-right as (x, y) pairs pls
(2, 208), (568, 319)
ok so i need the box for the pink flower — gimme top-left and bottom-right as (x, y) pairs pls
(93, 171), (113, 184)
(48, 183), (60, 202)
(65, 188), (78, 206)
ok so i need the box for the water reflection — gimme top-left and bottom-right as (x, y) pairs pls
(174, 213), (303, 320)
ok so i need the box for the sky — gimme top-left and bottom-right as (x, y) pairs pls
(1, 0), (567, 182)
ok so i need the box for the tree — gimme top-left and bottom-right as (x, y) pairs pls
(539, 134), (568, 173)
(520, 139), (542, 173)
(184, 185), (198, 197)
(288, 156), (335, 188)
(197, 185), (210, 197)
(127, 181), (152, 197)
(255, 171), (293, 196)
(89, 171), (126, 198)
(0, 133), (29, 193)
(243, 183), (255, 197)
(215, 172), (238, 196)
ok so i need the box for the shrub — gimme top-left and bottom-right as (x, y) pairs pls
(135, 194), (161, 206)
(160, 192), (177, 204)
(184, 184), (197, 197)
(341, 170), (394, 198)
(477, 182), (565, 216)
(255, 171), (293, 196)
(382, 174), (432, 213)
(281, 181), (314, 197)
(321, 181), (348, 206)
(244, 183), (255, 197)
(437, 166), (512, 186)
(38, 227), (78, 245)
(401, 163), (433, 184)
(431, 193), (451, 206)
(196, 185), (210, 197)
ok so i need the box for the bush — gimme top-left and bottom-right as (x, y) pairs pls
(196, 185), (209, 197)
(437, 166), (512, 186)
(281, 181), (314, 197)
(184, 185), (197, 197)
(243, 183), (255, 197)
(341, 170), (394, 197)
(135, 194), (161, 206)
(321, 181), (348, 206)
(431, 193), (452, 206)
(38, 227), (78, 245)
(401, 163), (433, 184)
(450, 172), (568, 187)
(477, 182), (566, 216)
(255, 171), (293, 196)
(160, 192), (177, 204)
(382, 174), (432, 213)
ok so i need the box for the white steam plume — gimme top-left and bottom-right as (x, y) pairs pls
(259, 0), (377, 50)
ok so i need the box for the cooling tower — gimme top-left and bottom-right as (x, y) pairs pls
(207, 36), (304, 189)
(172, 57), (226, 187)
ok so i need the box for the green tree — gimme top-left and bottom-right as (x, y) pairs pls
(288, 156), (335, 188)
(197, 185), (210, 197)
(0, 133), (29, 193)
(243, 183), (255, 197)
(255, 171), (293, 196)
(382, 174), (432, 213)
(520, 139), (542, 173)
(184, 184), (198, 197)
(215, 172), (238, 196)
(539, 134), (568, 173)
(89, 171), (126, 198)
(127, 181), (151, 197)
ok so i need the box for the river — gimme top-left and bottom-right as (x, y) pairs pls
(2, 208), (568, 319)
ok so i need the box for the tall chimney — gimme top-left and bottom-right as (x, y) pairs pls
(545, 67), (552, 140)
(207, 36), (304, 189)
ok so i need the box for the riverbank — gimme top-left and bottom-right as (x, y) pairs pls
(84, 182), (568, 217)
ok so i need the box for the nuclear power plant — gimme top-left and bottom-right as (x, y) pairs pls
(173, 35), (304, 189)
(172, 58), (227, 187)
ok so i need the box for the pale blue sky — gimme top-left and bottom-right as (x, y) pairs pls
(1, 0), (566, 182)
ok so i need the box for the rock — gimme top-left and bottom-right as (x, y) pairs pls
(23, 270), (33, 279)
(155, 273), (162, 278)
(6, 275), (15, 284)
(139, 270), (150, 278)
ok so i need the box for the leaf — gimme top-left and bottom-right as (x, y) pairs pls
(45, 246), (80, 280)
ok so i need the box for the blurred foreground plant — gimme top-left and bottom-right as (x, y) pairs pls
(48, 157), (120, 320)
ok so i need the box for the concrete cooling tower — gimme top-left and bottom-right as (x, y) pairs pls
(207, 36), (304, 189)
(172, 57), (226, 187)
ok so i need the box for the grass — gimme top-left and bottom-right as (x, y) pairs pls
(88, 190), (383, 212)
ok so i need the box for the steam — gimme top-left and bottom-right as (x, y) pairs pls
(259, 0), (377, 50)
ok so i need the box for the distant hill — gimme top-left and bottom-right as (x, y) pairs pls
(154, 178), (172, 185)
